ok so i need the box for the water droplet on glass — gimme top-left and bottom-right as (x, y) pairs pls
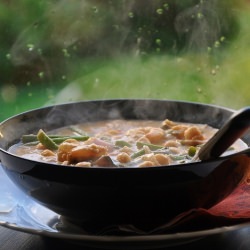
(62, 48), (70, 58)
(38, 72), (44, 78)
(155, 38), (162, 46)
(211, 69), (216, 75)
(197, 12), (203, 19)
(92, 6), (98, 14)
(128, 12), (134, 18)
(207, 47), (212, 52)
(6, 53), (11, 60)
(220, 36), (225, 42)
(197, 87), (202, 93)
(163, 4), (169, 10)
(156, 8), (163, 15)
(27, 44), (35, 52)
(214, 41), (220, 48)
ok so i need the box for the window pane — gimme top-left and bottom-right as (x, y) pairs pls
(1, 0), (249, 120)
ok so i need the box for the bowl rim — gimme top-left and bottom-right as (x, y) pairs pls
(0, 98), (237, 171)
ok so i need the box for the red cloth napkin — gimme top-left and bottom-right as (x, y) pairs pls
(150, 154), (250, 234)
(118, 154), (250, 235)
(209, 181), (250, 218)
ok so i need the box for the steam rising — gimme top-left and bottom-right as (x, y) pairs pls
(5, 0), (244, 112)
(175, 0), (232, 50)
(10, 1), (236, 64)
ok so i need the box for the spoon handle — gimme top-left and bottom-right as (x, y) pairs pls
(197, 107), (250, 161)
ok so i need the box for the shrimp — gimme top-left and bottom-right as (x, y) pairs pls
(57, 141), (108, 163)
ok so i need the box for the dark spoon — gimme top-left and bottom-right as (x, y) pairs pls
(195, 107), (250, 161)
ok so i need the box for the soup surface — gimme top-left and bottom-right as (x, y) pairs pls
(9, 119), (247, 168)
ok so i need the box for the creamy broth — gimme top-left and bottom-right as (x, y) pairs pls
(9, 119), (247, 168)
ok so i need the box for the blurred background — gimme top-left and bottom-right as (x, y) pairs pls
(1, 0), (250, 120)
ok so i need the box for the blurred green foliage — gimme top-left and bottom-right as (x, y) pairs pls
(0, 0), (249, 120)
(0, 1), (48, 81)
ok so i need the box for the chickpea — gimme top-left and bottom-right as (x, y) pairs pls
(117, 152), (131, 164)
(141, 153), (170, 167)
(142, 153), (158, 166)
(75, 162), (91, 167)
(161, 119), (177, 129)
(41, 149), (56, 157)
(119, 146), (133, 154)
(164, 140), (181, 153)
(164, 140), (179, 147)
(137, 136), (151, 144)
(62, 161), (69, 165)
(64, 139), (80, 144)
(127, 127), (149, 140)
(168, 147), (180, 154)
(139, 161), (155, 168)
(154, 154), (171, 165)
(184, 126), (205, 140)
(145, 128), (165, 144)
(171, 125), (188, 139)
(36, 143), (46, 150)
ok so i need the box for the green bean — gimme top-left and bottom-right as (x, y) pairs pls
(169, 154), (187, 161)
(69, 126), (87, 135)
(136, 142), (164, 151)
(115, 140), (132, 147)
(22, 134), (89, 144)
(131, 149), (146, 159)
(22, 134), (59, 143)
(52, 136), (89, 144)
(37, 129), (59, 150)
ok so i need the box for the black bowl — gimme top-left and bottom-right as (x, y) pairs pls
(0, 99), (249, 230)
